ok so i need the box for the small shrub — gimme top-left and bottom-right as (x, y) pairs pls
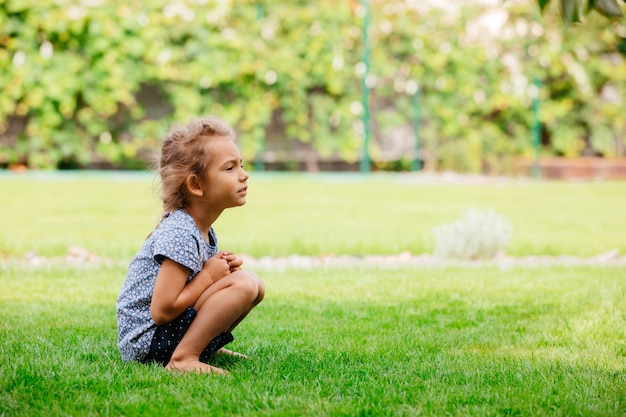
(433, 209), (512, 260)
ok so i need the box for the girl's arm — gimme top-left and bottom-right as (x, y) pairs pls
(150, 254), (230, 325)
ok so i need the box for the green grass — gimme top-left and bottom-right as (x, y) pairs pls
(1, 263), (624, 416)
(1, 172), (625, 259)
(1, 172), (625, 416)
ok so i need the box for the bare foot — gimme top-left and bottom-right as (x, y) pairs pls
(165, 358), (228, 375)
(216, 347), (248, 359)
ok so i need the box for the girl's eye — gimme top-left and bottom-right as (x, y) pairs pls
(226, 166), (233, 170)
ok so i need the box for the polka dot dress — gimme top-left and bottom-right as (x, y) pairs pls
(144, 306), (234, 365)
(116, 209), (219, 362)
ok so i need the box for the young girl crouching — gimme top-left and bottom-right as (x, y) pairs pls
(116, 116), (265, 374)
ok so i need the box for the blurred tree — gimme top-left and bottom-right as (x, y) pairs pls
(536, 0), (624, 21)
(0, 1), (624, 172)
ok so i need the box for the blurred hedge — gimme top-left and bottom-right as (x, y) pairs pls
(0, 0), (625, 172)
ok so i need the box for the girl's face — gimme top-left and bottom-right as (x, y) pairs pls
(201, 136), (249, 210)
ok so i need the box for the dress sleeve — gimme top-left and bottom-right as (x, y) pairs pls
(152, 228), (201, 273)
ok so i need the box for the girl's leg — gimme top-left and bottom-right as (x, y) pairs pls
(225, 272), (265, 332)
(165, 270), (264, 374)
(216, 272), (265, 356)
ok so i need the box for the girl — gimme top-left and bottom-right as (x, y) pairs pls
(116, 116), (265, 374)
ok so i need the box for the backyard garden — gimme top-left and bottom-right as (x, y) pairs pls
(1, 0), (626, 415)
(0, 172), (624, 416)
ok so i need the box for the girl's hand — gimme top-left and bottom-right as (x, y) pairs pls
(202, 252), (232, 282)
(220, 250), (243, 272)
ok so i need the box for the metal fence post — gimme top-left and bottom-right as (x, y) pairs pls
(359, 0), (371, 173)
(410, 84), (421, 171)
(255, 2), (266, 172)
(531, 78), (542, 179)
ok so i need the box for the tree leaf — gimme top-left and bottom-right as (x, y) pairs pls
(539, 0), (552, 11)
(586, 0), (596, 12)
(594, 0), (625, 17)
(561, 0), (582, 22)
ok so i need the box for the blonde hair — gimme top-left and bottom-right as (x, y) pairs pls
(158, 115), (236, 213)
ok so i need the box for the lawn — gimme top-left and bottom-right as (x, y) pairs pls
(0, 172), (625, 416)
(0, 263), (624, 416)
(1, 171), (625, 259)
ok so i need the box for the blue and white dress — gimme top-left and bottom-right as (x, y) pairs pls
(116, 209), (218, 362)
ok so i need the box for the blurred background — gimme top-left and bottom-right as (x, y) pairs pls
(1, 0), (625, 178)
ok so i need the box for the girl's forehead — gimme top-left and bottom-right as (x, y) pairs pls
(208, 137), (241, 159)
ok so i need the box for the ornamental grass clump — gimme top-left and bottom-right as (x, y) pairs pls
(433, 209), (512, 260)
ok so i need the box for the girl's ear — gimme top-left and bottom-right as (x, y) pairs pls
(185, 174), (204, 197)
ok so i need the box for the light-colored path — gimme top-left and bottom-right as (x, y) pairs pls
(6, 247), (626, 269)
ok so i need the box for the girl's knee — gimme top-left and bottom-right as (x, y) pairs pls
(246, 271), (265, 302)
(231, 270), (263, 302)
(255, 277), (265, 303)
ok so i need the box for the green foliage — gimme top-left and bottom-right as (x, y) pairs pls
(536, 0), (625, 21)
(0, 1), (625, 171)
